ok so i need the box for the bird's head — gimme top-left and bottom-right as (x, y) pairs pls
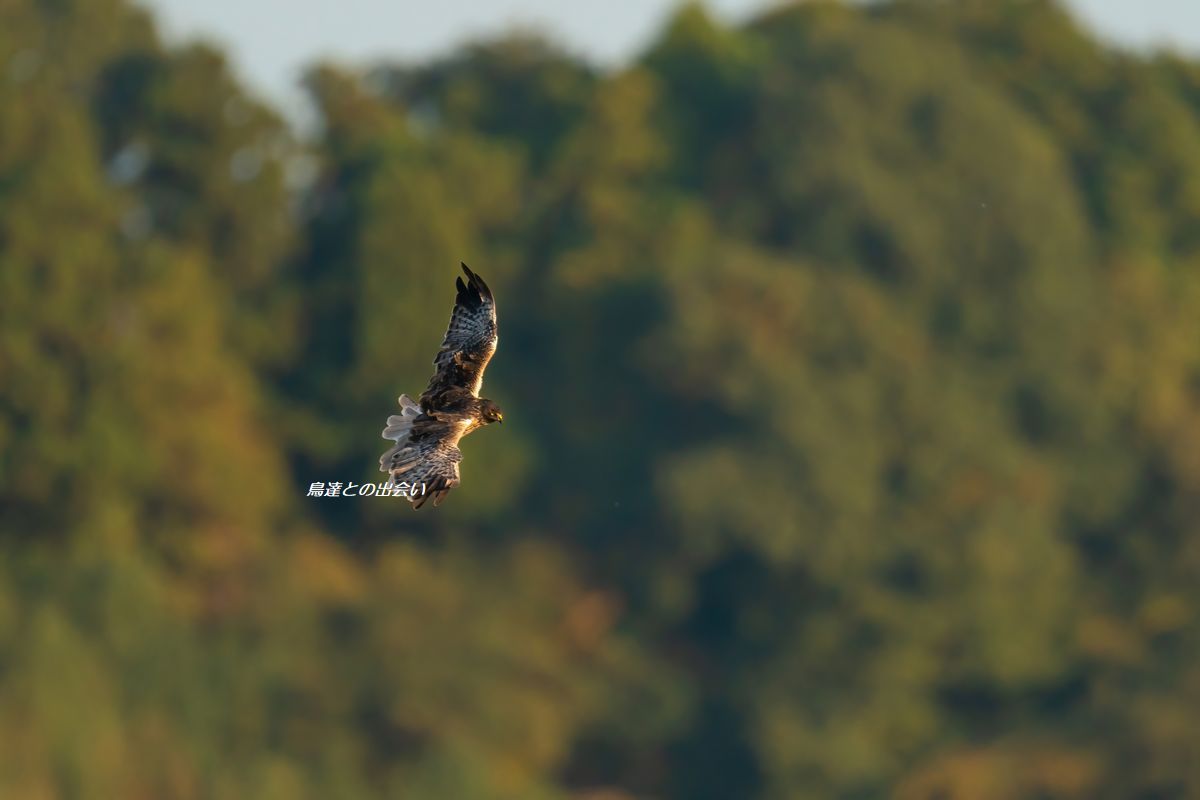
(480, 399), (504, 425)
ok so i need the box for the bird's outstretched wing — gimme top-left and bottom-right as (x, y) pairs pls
(380, 409), (466, 509)
(421, 263), (498, 405)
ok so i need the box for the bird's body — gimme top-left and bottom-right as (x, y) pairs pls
(379, 264), (502, 509)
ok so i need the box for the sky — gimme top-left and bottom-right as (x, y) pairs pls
(136, 0), (1200, 122)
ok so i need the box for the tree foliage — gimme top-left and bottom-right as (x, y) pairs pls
(3, 0), (1200, 797)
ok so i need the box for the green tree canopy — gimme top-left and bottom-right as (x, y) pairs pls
(3, 0), (1200, 798)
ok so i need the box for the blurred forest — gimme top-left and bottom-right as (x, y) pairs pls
(3, 0), (1200, 797)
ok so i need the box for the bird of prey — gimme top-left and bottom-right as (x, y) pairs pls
(379, 263), (503, 508)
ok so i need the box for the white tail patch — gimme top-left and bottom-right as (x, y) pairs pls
(381, 393), (422, 442)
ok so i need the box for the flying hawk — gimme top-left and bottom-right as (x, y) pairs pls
(379, 263), (503, 508)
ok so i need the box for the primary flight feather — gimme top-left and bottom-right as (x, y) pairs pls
(379, 263), (503, 509)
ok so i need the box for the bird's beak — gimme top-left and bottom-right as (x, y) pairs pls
(497, 414), (504, 424)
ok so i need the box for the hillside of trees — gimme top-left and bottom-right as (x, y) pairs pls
(3, 0), (1200, 797)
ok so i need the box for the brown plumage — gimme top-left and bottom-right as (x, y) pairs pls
(378, 263), (503, 509)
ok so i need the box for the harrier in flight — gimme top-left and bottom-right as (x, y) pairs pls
(379, 263), (503, 509)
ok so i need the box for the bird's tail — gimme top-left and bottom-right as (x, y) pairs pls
(379, 394), (422, 472)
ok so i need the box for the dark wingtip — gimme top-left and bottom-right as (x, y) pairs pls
(455, 273), (478, 310)
(460, 262), (493, 302)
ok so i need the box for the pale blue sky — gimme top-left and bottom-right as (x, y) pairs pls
(137, 0), (1200, 121)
